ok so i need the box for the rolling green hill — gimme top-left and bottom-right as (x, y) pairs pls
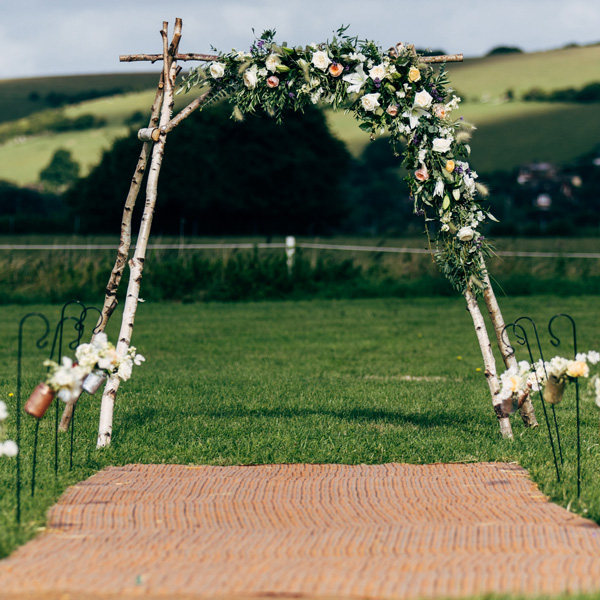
(0, 72), (161, 123)
(0, 44), (599, 186)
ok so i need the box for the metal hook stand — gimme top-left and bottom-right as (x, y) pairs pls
(548, 314), (581, 497)
(16, 313), (49, 524)
(15, 301), (99, 524)
(504, 312), (583, 498)
(504, 318), (561, 483)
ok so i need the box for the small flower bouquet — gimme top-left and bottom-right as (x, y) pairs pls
(75, 333), (145, 394)
(498, 351), (600, 413)
(24, 334), (145, 419)
(0, 400), (18, 457)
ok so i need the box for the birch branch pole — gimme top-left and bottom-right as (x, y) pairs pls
(481, 266), (538, 428)
(95, 19), (215, 447)
(97, 20), (180, 448)
(59, 75), (166, 432)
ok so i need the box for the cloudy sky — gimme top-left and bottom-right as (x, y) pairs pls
(2, 0), (599, 79)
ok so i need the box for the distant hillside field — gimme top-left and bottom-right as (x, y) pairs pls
(0, 72), (161, 123)
(0, 44), (599, 186)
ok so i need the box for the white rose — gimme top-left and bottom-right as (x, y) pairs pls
(369, 64), (387, 80)
(457, 226), (475, 242)
(413, 90), (433, 109)
(588, 351), (600, 365)
(311, 50), (331, 71)
(243, 67), (258, 89)
(265, 54), (281, 72)
(209, 62), (225, 79)
(361, 93), (381, 112)
(1, 440), (18, 457)
(117, 359), (133, 382)
(432, 138), (453, 153)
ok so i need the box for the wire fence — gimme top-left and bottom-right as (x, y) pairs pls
(0, 242), (599, 259)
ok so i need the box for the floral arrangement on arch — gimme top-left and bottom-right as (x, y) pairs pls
(498, 350), (600, 413)
(181, 27), (496, 293)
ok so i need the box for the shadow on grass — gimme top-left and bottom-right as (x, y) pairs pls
(189, 404), (486, 429)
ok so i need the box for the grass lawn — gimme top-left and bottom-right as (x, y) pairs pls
(1, 295), (600, 560)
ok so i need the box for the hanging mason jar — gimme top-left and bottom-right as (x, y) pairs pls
(544, 375), (566, 405)
(24, 383), (56, 419)
(82, 369), (107, 395)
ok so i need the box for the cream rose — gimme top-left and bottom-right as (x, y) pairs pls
(457, 226), (474, 241)
(413, 90), (433, 109)
(369, 64), (387, 80)
(311, 50), (331, 71)
(209, 62), (225, 79)
(361, 93), (381, 112)
(566, 361), (589, 378)
(243, 67), (258, 89)
(265, 54), (282, 73)
(408, 66), (421, 82)
(432, 138), (453, 153)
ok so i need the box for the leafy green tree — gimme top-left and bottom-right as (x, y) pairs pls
(39, 148), (80, 192)
(66, 103), (352, 235)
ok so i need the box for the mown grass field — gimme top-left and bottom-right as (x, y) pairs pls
(1, 45), (599, 184)
(1, 296), (600, 561)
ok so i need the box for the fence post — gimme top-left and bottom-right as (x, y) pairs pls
(285, 236), (296, 275)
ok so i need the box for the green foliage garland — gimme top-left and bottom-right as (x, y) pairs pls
(181, 27), (497, 294)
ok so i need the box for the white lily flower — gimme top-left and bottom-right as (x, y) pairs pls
(342, 64), (368, 94)
(402, 107), (430, 129)
(434, 180), (445, 197)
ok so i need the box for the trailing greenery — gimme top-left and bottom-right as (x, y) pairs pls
(2, 296), (600, 561)
(181, 28), (501, 296)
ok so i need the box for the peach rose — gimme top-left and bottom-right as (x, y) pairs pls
(386, 105), (399, 117)
(433, 104), (447, 119)
(408, 66), (421, 82)
(566, 360), (589, 378)
(328, 62), (344, 78)
(266, 75), (280, 88)
(415, 166), (429, 182)
(445, 160), (455, 173)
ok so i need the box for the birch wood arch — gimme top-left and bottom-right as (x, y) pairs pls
(59, 18), (538, 447)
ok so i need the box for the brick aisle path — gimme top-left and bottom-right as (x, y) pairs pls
(1, 462), (600, 600)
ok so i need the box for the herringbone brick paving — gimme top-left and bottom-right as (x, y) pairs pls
(1, 462), (600, 599)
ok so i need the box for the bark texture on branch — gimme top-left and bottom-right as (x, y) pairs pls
(481, 266), (539, 429)
(464, 287), (513, 439)
(97, 19), (181, 448)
